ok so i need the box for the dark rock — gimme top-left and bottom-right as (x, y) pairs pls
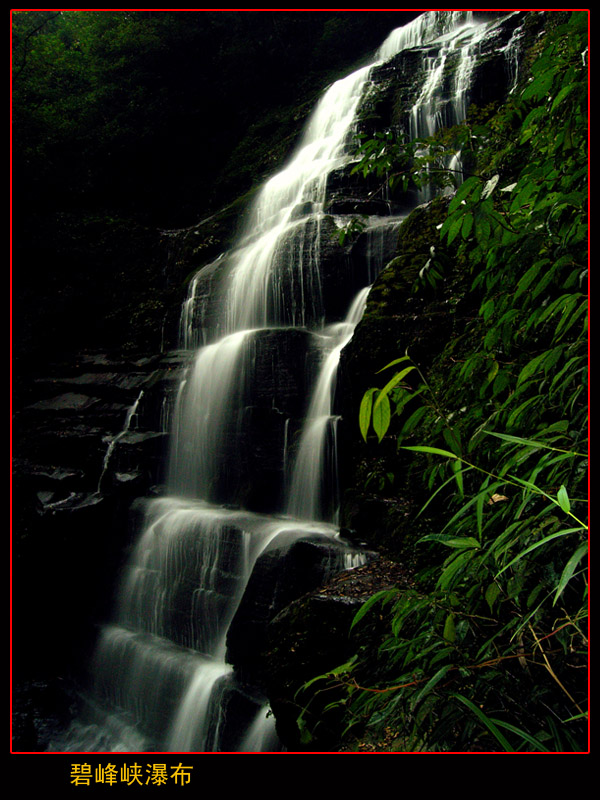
(227, 535), (375, 679)
(260, 556), (411, 750)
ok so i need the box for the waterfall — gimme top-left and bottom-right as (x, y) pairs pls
(286, 287), (370, 523)
(60, 10), (520, 753)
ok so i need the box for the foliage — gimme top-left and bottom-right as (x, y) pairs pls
(300, 11), (588, 752)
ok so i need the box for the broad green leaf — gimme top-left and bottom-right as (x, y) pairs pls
(516, 352), (546, 385)
(372, 390), (391, 442)
(485, 582), (501, 611)
(448, 175), (481, 212)
(461, 211), (474, 240)
(522, 67), (558, 101)
(556, 485), (571, 513)
(359, 387), (376, 441)
(515, 261), (546, 298)
(446, 213), (465, 245)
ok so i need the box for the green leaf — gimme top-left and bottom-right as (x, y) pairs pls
(443, 614), (456, 643)
(446, 213), (465, 245)
(448, 175), (481, 212)
(372, 391), (391, 442)
(377, 355), (412, 373)
(298, 655), (359, 692)
(490, 720), (551, 752)
(522, 67), (558, 101)
(399, 445), (459, 459)
(359, 387), (377, 442)
(350, 589), (399, 631)
(461, 211), (474, 240)
(413, 664), (453, 705)
(553, 542), (588, 605)
(556, 485), (571, 513)
(516, 351), (549, 386)
(495, 528), (585, 578)
(437, 549), (476, 590)
(452, 694), (514, 751)
(418, 534), (480, 549)
(373, 366), (415, 408)
(485, 582), (501, 611)
(515, 260), (548, 298)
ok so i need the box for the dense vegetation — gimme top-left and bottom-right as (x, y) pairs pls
(300, 10), (588, 752)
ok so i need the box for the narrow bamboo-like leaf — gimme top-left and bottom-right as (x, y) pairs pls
(373, 366), (415, 409)
(400, 445), (459, 459)
(438, 549), (475, 590)
(553, 542), (588, 605)
(450, 458), (464, 496)
(452, 694), (514, 751)
(399, 404), (428, 436)
(413, 664), (453, 705)
(483, 430), (585, 456)
(490, 719), (551, 752)
(350, 589), (399, 631)
(418, 534), (480, 549)
(376, 355), (411, 373)
(298, 655), (358, 692)
(495, 528), (584, 577)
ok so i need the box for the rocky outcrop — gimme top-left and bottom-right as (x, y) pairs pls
(261, 556), (412, 750)
(226, 535), (376, 680)
(12, 351), (183, 681)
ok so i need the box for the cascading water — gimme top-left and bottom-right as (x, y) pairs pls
(60, 11), (522, 753)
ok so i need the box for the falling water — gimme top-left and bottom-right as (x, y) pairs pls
(97, 390), (144, 493)
(62, 11), (520, 753)
(286, 286), (370, 523)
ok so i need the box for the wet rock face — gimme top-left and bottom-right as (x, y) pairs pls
(259, 556), (412, 750)
(12, 351), (182, 680)
(226, 535), (376, 679)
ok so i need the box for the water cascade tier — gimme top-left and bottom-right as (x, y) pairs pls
(60, 11), (526, 752)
